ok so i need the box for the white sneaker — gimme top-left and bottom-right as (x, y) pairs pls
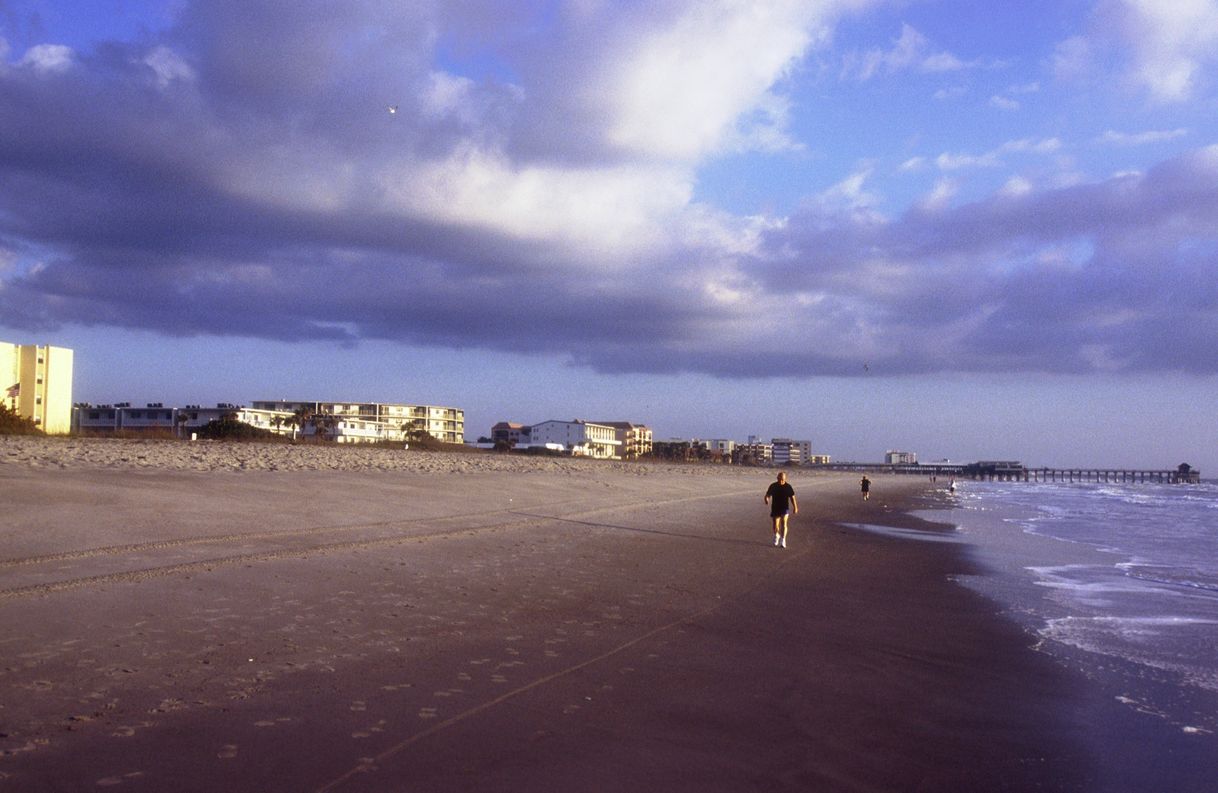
(780, 537), (787, 548)
(773, 534), (781, 546)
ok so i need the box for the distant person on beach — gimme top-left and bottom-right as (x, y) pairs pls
(860, 475), (871, 500)
(764, 472), (798, 548)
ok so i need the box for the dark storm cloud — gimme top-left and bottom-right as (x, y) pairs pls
(2, 1), (1217, 378)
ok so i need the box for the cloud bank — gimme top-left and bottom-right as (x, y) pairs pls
(1, 0), (1216, 378)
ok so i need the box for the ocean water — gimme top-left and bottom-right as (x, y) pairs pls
(937, 479), (1218, 734)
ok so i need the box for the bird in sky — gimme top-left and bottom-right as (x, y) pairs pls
(387, 105), (398, 115)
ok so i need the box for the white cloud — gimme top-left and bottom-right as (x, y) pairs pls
(143, 46), (195, 88)
(811, 164), (883, 216)
(999, 175), (1034, 197)
(19, 44), (74, 74)
(421, 71), (477, 120)
(1050, 35), (1093, 82)
(1114, 0), (1218, 101)
(917, 178), (958, 211)
(600, 1), (844, 161)
(1095, 128), (1190, 146)
(843, 23), (972, 81)
(384, 144), (695, 257)
(989, 95), (1020, 111)
(934, 138), (1061, 171)
(936, 150), (1000, 170)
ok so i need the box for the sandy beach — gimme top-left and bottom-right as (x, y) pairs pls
(1, 436), (1205, 791)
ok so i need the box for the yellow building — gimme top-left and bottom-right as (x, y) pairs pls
(1, 341), (74, 434)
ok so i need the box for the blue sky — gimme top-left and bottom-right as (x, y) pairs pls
(2, 0), (1216, 471)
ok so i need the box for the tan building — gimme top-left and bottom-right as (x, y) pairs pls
(594, 421), (653, 459)
(2, 341), (74, 434)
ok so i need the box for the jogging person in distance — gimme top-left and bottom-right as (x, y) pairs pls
(764, 471), (798, 548)
(860, 475), (871, 501)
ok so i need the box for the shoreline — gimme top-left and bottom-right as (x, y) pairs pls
(0, 440), (1115, 790)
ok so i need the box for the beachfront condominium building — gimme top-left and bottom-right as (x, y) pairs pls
(528, 419), (621, 458)
(592, 421), (653, 460)
(250, 401), (465, 444)
(2, 341), (74, 434)
(885, 450), (918, 465)
(73, 399), (464, 444)
(734, 440), (773, 464)
(73, 403), (293, 437)
(772, 438), (814, 466)
(491, 422), (531, 446)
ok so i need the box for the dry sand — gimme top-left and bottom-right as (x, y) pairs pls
(0, 436), (1174, 791)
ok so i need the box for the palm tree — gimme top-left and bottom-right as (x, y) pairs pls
(312, 413), (337, 442)
(290, 407), (312, 440)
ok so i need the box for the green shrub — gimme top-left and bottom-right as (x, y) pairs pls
(0, 404), (44, 435)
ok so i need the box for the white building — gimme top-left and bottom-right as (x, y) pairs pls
(252, 401), (465, 444)
(772, 438), (814, 466)
(885, 450), (918, 465)
(703, 439), (736, 456)
(528, 419), (622, 458)
(73, 399), (464, 444)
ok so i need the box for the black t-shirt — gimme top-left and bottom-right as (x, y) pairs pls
(766, 481), (795, 515)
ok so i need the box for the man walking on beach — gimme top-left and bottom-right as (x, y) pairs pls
(764, 472), (798, 548)
(861, 475), (871, 501)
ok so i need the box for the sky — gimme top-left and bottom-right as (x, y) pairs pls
(2, 0), (1217, 472)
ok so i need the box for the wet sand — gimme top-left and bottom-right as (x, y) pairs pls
(0, 438), (1110, 790)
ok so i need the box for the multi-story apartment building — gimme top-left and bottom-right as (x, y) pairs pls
(74, 403), (295, 437)
(251, 401), (465, 444)
(885, 450), (918, 465)
(528, 419), (621, 458)
(703, 439), (736, 457)
(593, 421), (653, 460)
(73, 399), (464, 444)
(2, 341), (73, 434)
(491, 422), (531, 446)
(772, 438), (814, 466)
(734, 440), (774, 464)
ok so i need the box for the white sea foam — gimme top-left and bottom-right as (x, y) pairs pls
(946, 480), (1218, 725)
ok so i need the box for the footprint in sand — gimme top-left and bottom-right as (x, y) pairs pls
(349, 700), (367, 712)
(418, 707), (438, 720)
(352, 719), (388, 739)
(217, 744), (238, 759)
(96, 772), (145, 786)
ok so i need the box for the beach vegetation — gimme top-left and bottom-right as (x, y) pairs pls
(0, 404), (45, 435)
(196, 414), (279, 441)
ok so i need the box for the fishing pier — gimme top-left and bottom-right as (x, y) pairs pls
(817, 461), (1201, 484)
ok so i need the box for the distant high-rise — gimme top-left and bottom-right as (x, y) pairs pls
(1, 341), (74, 434)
